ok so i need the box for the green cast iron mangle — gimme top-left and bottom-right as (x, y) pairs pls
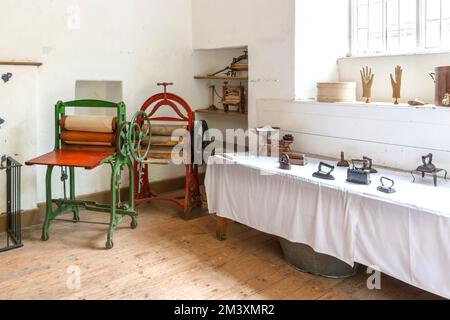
(39, 100), (151, 249)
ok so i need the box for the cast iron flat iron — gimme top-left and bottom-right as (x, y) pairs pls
(411, 153), (448, 186)
(362, 156), (378, 173)
(313, 162), (335, 180)
(279, 153), (291, 170)
(337, 152), (350, 167)
(347, 159), (371, 185)
(416, 153), (436, 173)
(1, 73), (12, 83)
(284, 152), (307, 166)
(377, 176), (396, 194)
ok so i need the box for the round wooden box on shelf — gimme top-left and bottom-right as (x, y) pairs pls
(316, 82), (357, 103)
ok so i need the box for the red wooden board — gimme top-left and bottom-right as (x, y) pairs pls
(25, 150), (114, 170)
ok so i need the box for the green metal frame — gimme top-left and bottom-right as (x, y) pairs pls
(42, 100), (136, 249)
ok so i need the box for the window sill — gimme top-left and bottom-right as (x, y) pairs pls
(340, 48), (450, 60)
(293, 99), (450, 111)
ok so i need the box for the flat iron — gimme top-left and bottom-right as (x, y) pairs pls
(362, 156), (378, 173)
(411, 153), (448, 186)
(312, 162), (335, 180)
(279, 153), (291, 170)
(284, 152), (307, 166)
(377, 176), (396, 194)
(416, 153), (436, 174)
(337, 151), (350, 167)
(347, 159), (371, 185)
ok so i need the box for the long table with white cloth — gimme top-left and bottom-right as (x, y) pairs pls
(204, 153), (450, 299)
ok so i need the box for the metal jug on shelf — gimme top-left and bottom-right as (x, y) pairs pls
(429, 66), (450, 106)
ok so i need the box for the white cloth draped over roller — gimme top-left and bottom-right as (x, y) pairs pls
(205, 154), (450, 299)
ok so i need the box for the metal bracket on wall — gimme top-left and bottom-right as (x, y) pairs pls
(0, 119), (4, 169)
(2, 72), (12, 83)
(0, 155), (6, 169)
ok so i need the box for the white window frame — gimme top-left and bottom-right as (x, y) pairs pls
(349, 0), (450, 56)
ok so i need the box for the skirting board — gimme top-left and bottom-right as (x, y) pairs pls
(0, 173), (205, 231)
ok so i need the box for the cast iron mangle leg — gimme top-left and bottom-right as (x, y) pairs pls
(128, 158), (138, 230)
(69, 167), (80, 222)
(137, 161), (144, 194)
(42, 165), (54, 241)
(60, 166), (68, 200)
(106, 159), (120, 249)
(105, 156), (138, 249)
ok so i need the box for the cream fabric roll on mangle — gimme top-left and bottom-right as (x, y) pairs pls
(61, 115), (117, 133)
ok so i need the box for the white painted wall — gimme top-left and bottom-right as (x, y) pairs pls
(338, 52), (450, 103)
(0, 0), (204, 209)
(192, 0), (296, 128)
(295, 0), (349, 100)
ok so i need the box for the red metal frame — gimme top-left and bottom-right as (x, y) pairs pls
(133, 85), (202, 219)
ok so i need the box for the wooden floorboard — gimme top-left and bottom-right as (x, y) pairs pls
(0, 197), (443, 300)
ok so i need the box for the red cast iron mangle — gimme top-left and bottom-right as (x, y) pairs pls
(133, 83), (202, 218)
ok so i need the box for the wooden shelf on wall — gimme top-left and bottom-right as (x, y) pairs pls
(194, 75), (248, 81)
(195, 108), (248, 119)
(0, 61), (43, 67)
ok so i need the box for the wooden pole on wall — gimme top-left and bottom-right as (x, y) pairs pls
(0, 61), (42, 67)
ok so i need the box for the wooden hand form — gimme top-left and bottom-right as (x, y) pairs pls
(360, 66), (374, 103)
(390, 65), (402, 104)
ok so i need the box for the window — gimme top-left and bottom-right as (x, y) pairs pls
(351, 0), (450, 55)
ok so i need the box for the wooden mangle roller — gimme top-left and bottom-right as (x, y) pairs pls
(140, 124), (187, 162)
(59, 115), (117, 148)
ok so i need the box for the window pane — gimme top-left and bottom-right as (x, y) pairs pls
(426, 0), (441, 20)
(358, 29), (369, 52)
(442, 0), (450, 47)
(399, 0), (417, 49)
(369, 0), (384, 51)
(443, 0), (450, 19)
(400, 27), (417, 49)
(355, 0), (369, 53)
(386, 0), (399, 50)
(386, 0), (399, 26)
(357, 0), (369, 28)
(425, 0), (442, 48)
(400, 0), (416, 24)
(351, 0), (450, 54)
(369, 0), (383, 30)
(426, 20), (441, 47)
(387, 28), (400, 50)
(369, 31), (384, 50)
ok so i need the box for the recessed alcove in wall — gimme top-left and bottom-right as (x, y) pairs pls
(193, 46), (249, 149)
(73, 80), (123, 116)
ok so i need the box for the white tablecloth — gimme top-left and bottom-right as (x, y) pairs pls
(205, 154), (450, 299)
